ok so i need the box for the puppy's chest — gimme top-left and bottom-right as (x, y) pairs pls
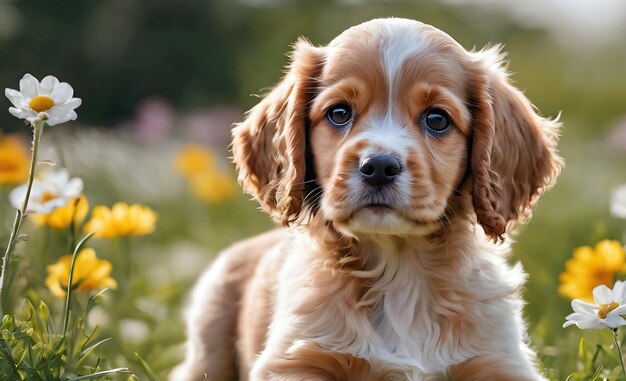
(330, 259), (488, 377)
(371, 279), (476, 372)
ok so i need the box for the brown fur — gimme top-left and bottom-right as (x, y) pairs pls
(467, 53), (562, 240)
(261, 343), (407, 381)
(450, 356), (539, 381)
(231, 39), (324, 226)
(171, 230), (287, 381)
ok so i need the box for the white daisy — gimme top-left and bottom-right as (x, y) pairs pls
(564, 281), (626, 329)
(5, 73), (81, 126)
(9, 168), (84, 214)
(612, 185), (626, 219)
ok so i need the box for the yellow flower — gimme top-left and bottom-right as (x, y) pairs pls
(189, 170), (238, 203)
(174, 145), (216, 178)
(83, 202), (157, 239)
(31, 195), (89, 229)
(0, 135), (29, 185)
(45, 248), (116, 299)
(559, 240), (626, 302)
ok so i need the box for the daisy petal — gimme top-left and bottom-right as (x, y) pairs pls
(605, 313), (626, 329)
(50, 82), (73, 104)
(610, 304), (626, 316)
(59, 97), (82, 109)
(44, 168), (69, 185)
(40, 197), (71, 214)
(614, 281), (625, 298)
(33, 202), (59, 214)
(611, 185), (626, 219)
(19, 74), (39, 99)
(572, 299), (597, 314)
(66, 110), (78, 121)
(564, 312), (592, 322)
(565, 312), (606, 329)
(64, 178), (84, 197)
(9, 107), (36, 121)
(39, 76), (60, 94)
(47, 100), (81, 118)
(563, 315), (603, 329)
(5, 88), (27, 108)
(9, 185), (27, 210)
(577, 318), (607, 330)
(593, 285), (613, 305)
(46, 110), (77, 126)
(563, 320), (577, 328)
(45, 114), (62, 127)
(615, 281), (626, 305)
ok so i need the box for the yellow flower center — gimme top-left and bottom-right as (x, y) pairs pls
(598, 301), (620, 319)
(29, 95), (54, 112)
(41, 191), (58, 203)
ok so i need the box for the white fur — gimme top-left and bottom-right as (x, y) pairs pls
(381, 18), (428, 119)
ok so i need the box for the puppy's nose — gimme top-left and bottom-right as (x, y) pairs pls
(359, 154), (401, 186)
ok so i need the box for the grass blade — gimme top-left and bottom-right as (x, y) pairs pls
(69, 367), (130, 380)
(134, 353), (160, 381)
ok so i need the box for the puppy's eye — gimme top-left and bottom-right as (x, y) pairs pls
(421, 108), (451, 134)
(327, 104), (352, 127)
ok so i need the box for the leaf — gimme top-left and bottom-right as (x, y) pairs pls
(52, 337), (67, 359)
(591, 344), (605, 370)
(74, 338), (111, 367)
(134, 353), (160, 381)
(85, 289), (110, 317)
(0, 338), (18, 378)
(68, 367), (130, 380)
(73, 232), (95, 254)
(579, 337), (587, 365)
(38, 302), (50, 326)
(588, 364), (604, 381)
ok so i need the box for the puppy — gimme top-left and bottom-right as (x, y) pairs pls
(172, 18), (561, 381)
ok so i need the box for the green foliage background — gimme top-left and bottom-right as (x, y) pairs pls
(1, 0), (626, 379)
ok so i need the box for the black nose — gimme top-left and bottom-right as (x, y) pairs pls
(359, 154), (401, 186)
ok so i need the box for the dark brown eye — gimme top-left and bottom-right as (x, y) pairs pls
(327, 104), (352, 127)
(421, 108), (451, 134)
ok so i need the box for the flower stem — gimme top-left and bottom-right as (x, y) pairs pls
(613, 328), (626, 376)
(63, 253), (79, 336)
(67, 199), (78, 254)
(20, 120), (44, 214)
(0, 120), (44, 315)
(63, 233), (94, 336)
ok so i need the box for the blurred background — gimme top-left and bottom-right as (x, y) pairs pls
(1, 0), (626, 378)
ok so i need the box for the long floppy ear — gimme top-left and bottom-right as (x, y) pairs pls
(232, 38), (325, 226)
(468, 46), (562, 241)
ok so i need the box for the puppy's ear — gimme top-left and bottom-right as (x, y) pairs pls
(232, 39), (325, 225)
(467, 47), (562, 241)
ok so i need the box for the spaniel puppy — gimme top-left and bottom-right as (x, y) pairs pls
(172, 18), (561, 381)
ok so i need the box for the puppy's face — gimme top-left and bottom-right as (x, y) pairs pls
(310, 20), (471, 236)
(232, 18), (561, 241)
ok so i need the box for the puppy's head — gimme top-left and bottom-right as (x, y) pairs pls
(232, 18), (561, 241)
